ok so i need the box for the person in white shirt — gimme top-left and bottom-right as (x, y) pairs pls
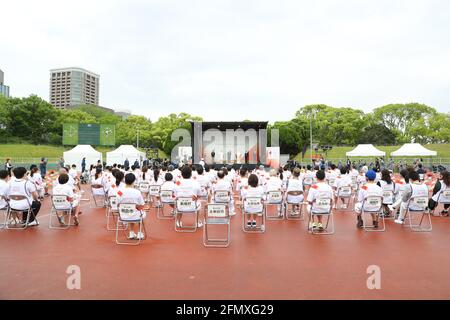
(117, 173), (146, 240)
(265, 169), (283, 192)
(212, 170), (235, 215)
(428, 170), (450, 216)
(333, 167), (353, 209)
(0, 170), (10, 210)
(91, 168), (106, 196)
(52, 173), (81, 226)
(174, 165), (203, 227)
(286, 168), (304, 216)
(195, 166), (211, 199)
(394, 170), (429, 225)
(7, 167), (41, 226)
(241, 173), (266, 228)
(107, 170), (126, 197)
(29, 165), (45, 200)
(354, 170), (384, 229)
(377, 169), (396, 216)
(69, 164), (78, 180)
(306, 170), (333, 231)
(236, 168), (248, 196)
(199, 158), (206, 168)
(160, 172), (176, 213)
(140, 166), (153, 183)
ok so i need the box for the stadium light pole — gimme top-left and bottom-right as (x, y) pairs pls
(309, 112), (313, 165)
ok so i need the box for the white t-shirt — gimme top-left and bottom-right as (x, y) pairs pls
(357, 183), (383, 211)
(52, 183), (78, 208)
(265, 176), (283, 192)
(69, 168), (78, 180)
(29, 173), (44, 191)
(195, 174), (211, 197)
(0, 179), (9, 208)
(307, 182), (333, 213)
(7, 179), (37, 210)
(286, 178), (304, 203)
(117, 187), (145, 220)
(242, 186), (265, 213)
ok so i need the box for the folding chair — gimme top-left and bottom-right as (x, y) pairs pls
(381, 190), (395, 219)
(213, 190), (231, 205)
(242, 197), (265, 233)
(336, 186), (353, 210)
(49, 195), (75, 230)
(116, 203), (146, 245)
(265, 190), (284, 220)
(404, 196), (432, 232)
(361, 196), (385, 232)
(106, 195), (127, 231)
(303, 177), (313, 193)
(203, 203), (230, 248)
(174, 197), (199, 232)
(138, 181), (150, 202)
(285, 191), (304, 220)
(91, 184), (107, 208)
(307, 197), (334, 235)
(0, 195), (9, 229)
(148, 185), (161, 207)
(432, 188), (450, 218)
(157, 190), (175, 219)
(5, 195), (36, 230)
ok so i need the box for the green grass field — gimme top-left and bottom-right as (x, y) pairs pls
(294, 144), (450, 160)
(0, 144), (167, 161)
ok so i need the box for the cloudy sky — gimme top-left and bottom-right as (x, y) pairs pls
(1, 0), (450, 121)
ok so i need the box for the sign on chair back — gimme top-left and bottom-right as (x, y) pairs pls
(203, 203), (230, 247)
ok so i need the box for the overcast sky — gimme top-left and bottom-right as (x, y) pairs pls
(1, 0), (450, 122)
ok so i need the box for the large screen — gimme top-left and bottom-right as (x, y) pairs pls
(63, 123), (115, 146)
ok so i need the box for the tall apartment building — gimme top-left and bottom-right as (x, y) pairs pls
(49, 67), (99, 108)
(0, 69), (10, 97)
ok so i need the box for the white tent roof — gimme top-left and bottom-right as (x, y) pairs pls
(106, 145), (145, 166)
(346, 144), (386, 157)
(63, 145), (102, 171)
(391, 143), (437, 157)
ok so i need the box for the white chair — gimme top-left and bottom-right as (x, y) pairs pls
(49, 195), (74, 230)
(433, 188), (450, 218)
(361, 196), (385, 232)
(174, 197), (199, 232)
(157, 190), (175, 219)
(106, 195), (127, 231)
(138, 181), (150, 201)
(203, 203), (230, 248)
(116, 203), (146, 245)
(405, 196), (432, 232)
(91, 184), (107, 208)
(5, 195), (36, 230)
(303, 177), (313, 193)
(0, 195), (9, 229)
(336, 186), (353, 210)
(265, 190), (284, 220)
(307, 197), (334, 235)
(242, 197), (265, 233)
(381, 190), (395, 219)
(285, 191), (304, 220)
(148, 185), (161, 207)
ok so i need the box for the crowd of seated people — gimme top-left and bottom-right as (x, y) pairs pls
(0, 158), (448, 235)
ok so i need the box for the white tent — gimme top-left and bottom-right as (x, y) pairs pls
(106, 145), (145, 166)
(63, 145), (102, 172)
(391, 143), (437, 157)
(346, 144), (386, 157)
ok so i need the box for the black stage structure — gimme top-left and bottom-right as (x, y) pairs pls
(190, 121), (268, 170)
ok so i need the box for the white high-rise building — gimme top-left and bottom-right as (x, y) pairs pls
(0, 69), (10, 97)
(49, 67), (99, 108)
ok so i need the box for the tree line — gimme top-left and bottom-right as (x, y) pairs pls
(269, 103), (450, 156)
(0, 95), (448, 156)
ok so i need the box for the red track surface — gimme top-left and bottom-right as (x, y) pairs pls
(1, 186), (450, 300)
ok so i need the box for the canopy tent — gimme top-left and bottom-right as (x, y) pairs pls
(390, 143), (437, 157)
(106, 145), (145, 166)
(346, 144), (386, 157)
(63, 145), (102, 172)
